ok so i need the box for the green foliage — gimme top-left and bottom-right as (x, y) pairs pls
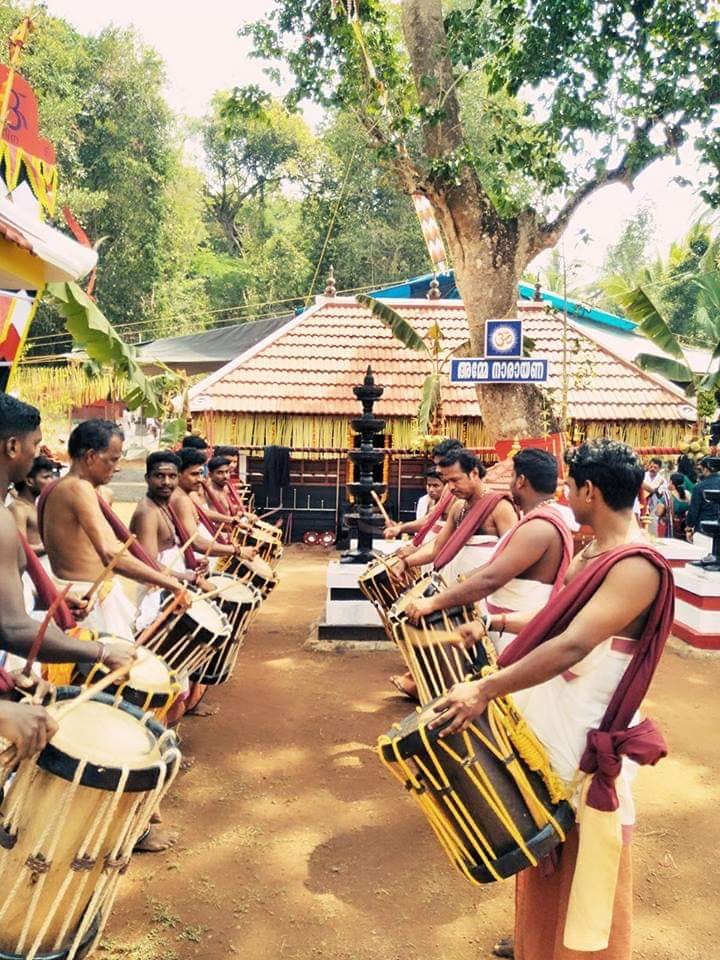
(417, 372), (441, 434)
(608, 236), (720, 406)
(603, 221), (715, 344)
(356, 294), (427, 351)
(0, 5), (196, 354)
(241, 0), (720, 214)
(601, 205), (655, 289)
(47, 282), (161, 415)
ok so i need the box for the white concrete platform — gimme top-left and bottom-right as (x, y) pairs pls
(672, 564), (720, 650)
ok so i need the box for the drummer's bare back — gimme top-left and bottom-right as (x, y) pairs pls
(43, 477), (117, 582)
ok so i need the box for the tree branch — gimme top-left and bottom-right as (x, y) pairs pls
(537, 119), (678, 251)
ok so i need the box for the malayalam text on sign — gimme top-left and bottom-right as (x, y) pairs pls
(450, 358), (549, 384)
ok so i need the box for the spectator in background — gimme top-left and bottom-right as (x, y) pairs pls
(415, 467), (445, 520)
(686, 456), (720, 550)
(676, 454), (698, 493)
(642, 457), (667, 515)
(655, 472), (691, 538)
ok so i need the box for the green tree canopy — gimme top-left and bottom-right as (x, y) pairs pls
(235, 0), (720, 439)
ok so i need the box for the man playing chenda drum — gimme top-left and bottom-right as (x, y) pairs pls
(431, 440), (673, 960)
(404, 448), (573, 654)
(0, 396), (135, 763)
(390, 448), (517, 587)
(39, 419), (187, 639)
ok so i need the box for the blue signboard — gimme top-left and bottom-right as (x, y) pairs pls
(450, 357), (549, 384)
(485, 319), (523, 357)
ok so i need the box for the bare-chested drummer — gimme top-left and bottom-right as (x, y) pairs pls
(0, 395), (134, 693)
(172, 448), (257, 565)
(40, 419), (186, 639)
(130, 451), (208, 628)
(391, 449), (517, 584)
(9, 454), (56, 557)
(197, 455), (243, 528)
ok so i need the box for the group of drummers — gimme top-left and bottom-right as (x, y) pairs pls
(362, 438), (674, 960)
(0, 394), (282, 959)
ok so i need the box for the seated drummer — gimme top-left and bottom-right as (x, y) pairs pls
(0, 395), (135, 689)
(39, 420), (187, 639)
(433, 440), (669, 960)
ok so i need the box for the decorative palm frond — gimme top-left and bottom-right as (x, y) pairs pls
(356, 294), (428, 353)
(47, 281), (162, 416)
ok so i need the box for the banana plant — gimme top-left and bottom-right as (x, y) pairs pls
(47, 281), (163, 417)
(605, 236), (720, 401)
(356, 294), (450, 435)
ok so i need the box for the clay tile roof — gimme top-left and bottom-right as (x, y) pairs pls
(189, 297), (693, 423)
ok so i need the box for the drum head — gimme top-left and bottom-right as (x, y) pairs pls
(206, 576), (259, 606)
(246, 555), (274, 579)
(189, 597), (232, 636)
(38, 688), (178, 793)
(50, 700), (163, 770)
(391, 573), (443, 614)
(129, 647), (174, 695)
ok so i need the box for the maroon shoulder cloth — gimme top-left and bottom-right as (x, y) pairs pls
(497, 542), (674, 812)
(166, 503), (198, 571)
(433, 491), (516, 571)
(489, 505), (574, 594)
(0, 666), (14, 692)
(37, 479), (161, 572)
(19, 532), (76, 630)
(413, 488), (454, 547)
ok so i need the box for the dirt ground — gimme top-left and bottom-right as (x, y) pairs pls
(99, 546), (720, 960)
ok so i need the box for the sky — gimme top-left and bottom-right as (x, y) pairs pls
(46, 0), (714, 285)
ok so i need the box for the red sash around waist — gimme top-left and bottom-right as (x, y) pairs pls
(498, 542), (674, 812)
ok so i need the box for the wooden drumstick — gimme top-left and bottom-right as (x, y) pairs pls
(187, 580), (238, 605)
(161, 532), (196, 575)
(370, 489), (392, 525)
(135, 588), (190, 646)
(50, 664), (130, 720)
(22, 584), (73, 678)
(83, 534), (136, 603)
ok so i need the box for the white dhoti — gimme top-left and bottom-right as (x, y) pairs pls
(486, 578), (554, 655)
(440, 534), (497, 587)
(134, 547), (187, 633)
(54, 576), (136, 640)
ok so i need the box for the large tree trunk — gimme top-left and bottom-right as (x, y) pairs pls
(401, 0), (553, 442)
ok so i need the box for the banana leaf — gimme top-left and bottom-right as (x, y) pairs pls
(47, 281), (162, 417)
(417, 372), (441, 435)
(634, 352), (695, 392)
(606, 281), (685, 360)
(356, 294), (428, 353)
(522, 335), (536, 356)
(161, 417), (187, 445)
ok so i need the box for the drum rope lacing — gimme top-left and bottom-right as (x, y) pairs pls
(376, 686), (570, 887)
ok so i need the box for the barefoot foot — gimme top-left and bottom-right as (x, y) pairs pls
(134, 825), (178, 854)
(492, 936), (514, 958)
(389, 672), (418, 701)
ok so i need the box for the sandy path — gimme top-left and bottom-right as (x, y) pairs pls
(100, 547), (720, 960)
